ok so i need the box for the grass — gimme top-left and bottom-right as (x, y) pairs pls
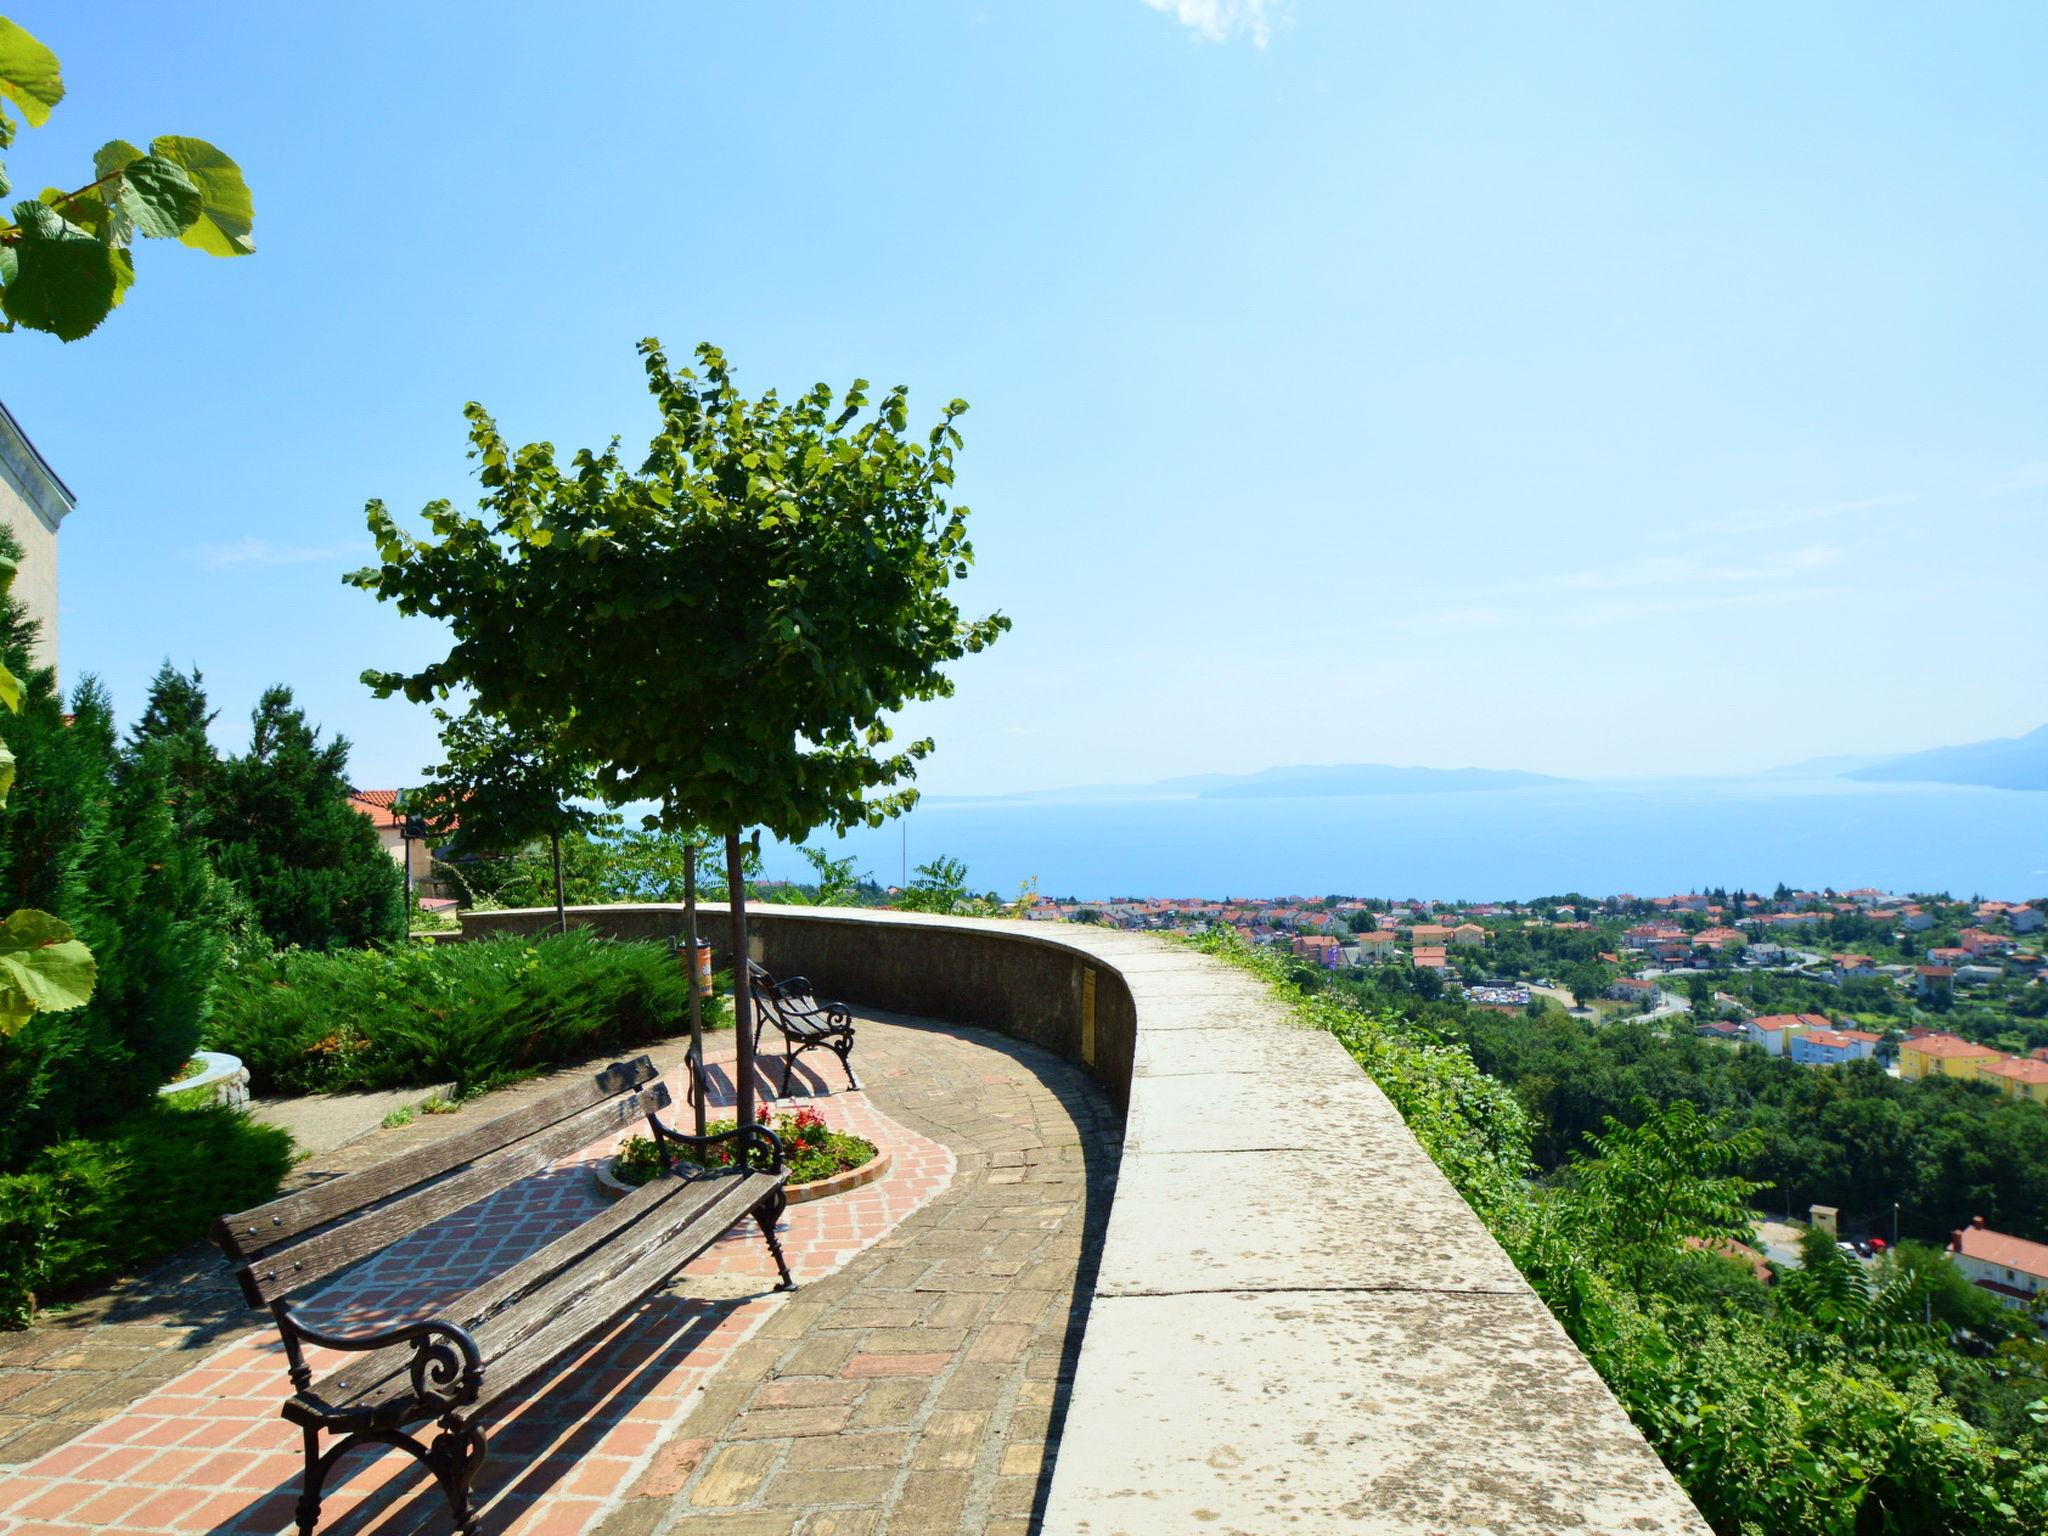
(205, 930), (729, 1098)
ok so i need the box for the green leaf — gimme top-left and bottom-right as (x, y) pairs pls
(0, 741), (13, 805)
(0, 908), (96, 1036)
(0, 200), (116, 340)
(118, 152), (201, 239)
(0, 20), (63, 130)
(92, 138), (142, 179)
(147, 136), (253, 256)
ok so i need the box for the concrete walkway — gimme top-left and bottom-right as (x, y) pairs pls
(0, 1015), (1116, 1536)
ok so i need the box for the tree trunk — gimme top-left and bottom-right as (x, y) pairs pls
(727, 828), (755, 1129)
(550, 829), (567, 935)
(684, 842), (706, 1136)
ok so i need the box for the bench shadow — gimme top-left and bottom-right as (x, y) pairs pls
(218, 1286), (759, 1536)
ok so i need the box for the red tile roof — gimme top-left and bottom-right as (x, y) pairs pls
(1951, 1219), (2048, 1279)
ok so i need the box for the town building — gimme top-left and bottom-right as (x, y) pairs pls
(0, 400), (74, 676)
(1741, 1013), (1830, 1057)
(1898, 1033), (2003, 1080)
(1948, 1217), (2048, 1311)
(1355, 930), (1398, 962)
(1978, 1057), (2048, 1106)
(348, 790), (443, 896)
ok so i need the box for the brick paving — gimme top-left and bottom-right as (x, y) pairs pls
(0, 1014), (1117, 1536)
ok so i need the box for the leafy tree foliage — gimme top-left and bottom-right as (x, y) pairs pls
(411, 703), (615, 931)
(352, 340), (1007, 1119)
(203, 686), (404, 951)
(0, 16), (254, 341)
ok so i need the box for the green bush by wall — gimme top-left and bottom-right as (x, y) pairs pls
(205, 931), (725, 1097)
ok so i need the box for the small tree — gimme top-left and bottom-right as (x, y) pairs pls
(0, 16), (254, 341)
(353, 341), (1007, 1123)
(127, 660), (218, 835)
(412, 703), (613, 933)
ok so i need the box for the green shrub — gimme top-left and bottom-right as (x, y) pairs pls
(205, 931), (727, 1097)
(0, 1098), (292, 1326)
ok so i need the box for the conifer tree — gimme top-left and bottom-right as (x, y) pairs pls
(126, 660), (217, 834)
(203, 686), (404, 951)
(0, 584), (222, 1165)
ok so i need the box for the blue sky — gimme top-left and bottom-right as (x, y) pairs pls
(8, 1), (2048, 794)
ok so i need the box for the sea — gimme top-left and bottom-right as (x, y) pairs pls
(757, 778), (2048, 902)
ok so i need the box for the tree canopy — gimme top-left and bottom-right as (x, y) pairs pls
(351, 339), (1008, 843)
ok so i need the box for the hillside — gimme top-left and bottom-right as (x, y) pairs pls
(1849, 723), (2048, 792)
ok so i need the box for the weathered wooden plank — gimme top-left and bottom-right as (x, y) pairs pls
(291, 1170), (746, 1421)
(458, 1172), (775, 1421)
(215, 1057), (658, 1261)
(242, 1080), (673, 1307)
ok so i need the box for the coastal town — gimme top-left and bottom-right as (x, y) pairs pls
(1021, 883), (2048, 1309)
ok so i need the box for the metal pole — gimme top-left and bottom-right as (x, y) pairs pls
(684, 842), (706, 1136)
(1893, 1202), (1900, 1248)
(727, 828), (756, 1129)
(550, 829), (567, 935)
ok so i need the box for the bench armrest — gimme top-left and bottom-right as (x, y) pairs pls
(276, 1303), (484, 1410)
(646, 1111), (786, 1177)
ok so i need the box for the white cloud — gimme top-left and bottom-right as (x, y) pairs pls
(194, 537), (356, 568)
(1141, 0), (1286, 47)
(1657, 494), (1914, 542)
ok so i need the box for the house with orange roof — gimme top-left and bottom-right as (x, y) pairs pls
(1960, 927), (2016, 959)
(1899, 1033), (2004, 1081)
(1915, 964), (1954, 1001)
(1355, 930), (1398, 962)
(1451, 923), (1486, 946)
(1948, 1217), (2048, 1311)
(1831, 953), (1878, 984)
(1979, 1057), (2048, 1106)
(1739, 1014), (1829, 1057)
(1409, 923), (1455, 946)
(348, 788), (443, 894)
(1411, 947), (1448, 970)
(1791, 1028), (1872, 1066)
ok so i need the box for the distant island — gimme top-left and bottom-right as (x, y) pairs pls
(1847, 723), (2048, 793)
(1195, 763), (1568, 798)
(933, 761), (1571, 803)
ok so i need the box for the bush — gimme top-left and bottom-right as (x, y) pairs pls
(204, 932), (726, 1097)
(0, 1098), (293, 1326)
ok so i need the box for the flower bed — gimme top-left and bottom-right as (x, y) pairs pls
(602, 1105), (884, 1204)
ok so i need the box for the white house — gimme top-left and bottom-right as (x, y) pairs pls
(1948, 1217), (2048, 1311)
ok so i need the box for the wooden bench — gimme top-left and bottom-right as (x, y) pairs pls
(747, 961), (860, 1094)
(212, 1056), (792, 1536)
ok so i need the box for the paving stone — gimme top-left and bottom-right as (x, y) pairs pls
(688, 1442), (782, 1507)
(780, 1431), (909, 1471)
(759, 1465), (896, 1508)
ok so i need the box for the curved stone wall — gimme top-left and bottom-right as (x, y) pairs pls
(461, 904), (1710, 1534)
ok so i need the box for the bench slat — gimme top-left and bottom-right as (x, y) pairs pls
(216, 1056), (660, 1261)
(239, 1080), (673, 1308)
(284, 1170), (760, 1426)
(460, 1171), (775, 1422)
